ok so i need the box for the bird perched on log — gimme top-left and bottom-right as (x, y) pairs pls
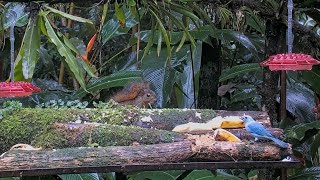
(240, 115), (289, 149)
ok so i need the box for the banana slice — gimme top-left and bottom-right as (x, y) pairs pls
(206, 116), (244, 129)
(213, 128), (242, 142)
(172, 122), (212, 133)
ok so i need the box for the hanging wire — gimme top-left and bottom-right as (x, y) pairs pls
(287, 0), (293, 53)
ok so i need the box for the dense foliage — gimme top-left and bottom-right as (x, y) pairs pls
(1, 0), (320, 179)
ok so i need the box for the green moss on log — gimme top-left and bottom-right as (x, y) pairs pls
(32, 124), (185, 149)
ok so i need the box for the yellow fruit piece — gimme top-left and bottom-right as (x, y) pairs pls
(172, 122), (213, 133)
(206, 116), (244, 129)
(213, 128), (242, 142)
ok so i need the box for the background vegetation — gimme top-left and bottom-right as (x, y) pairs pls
(1, 0), (320, 179)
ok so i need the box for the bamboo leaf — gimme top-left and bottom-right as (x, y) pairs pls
(157, 28), (162, 56)
(21, 15), (41, 79)
(62, 35), (97, 78)
(141, 17), (156, 61)
(157, 5), (196, 50)
(149, 9), (171, 59)
(45, 5), (93, 24)
(43, 15), (86, 89)
(219, 63), (261, 82)
(101, 7), (138, 45)
(115, 2), (126, 27)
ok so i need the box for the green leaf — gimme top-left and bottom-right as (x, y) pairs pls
(219, 63), (261, 82)
(210, 29), (260, 60)
(243, 8), (265, 34)
(180, 42), (202, 108)
(157, 5), (196, 51)
(285, 121), (320, 141)
(58, 173), (99, 180)
(62, 36), (97, 78)
(43, 15), (86, 89)
(101, 7), (138, 45)
(141, 17), (156, 61)
(168, 2), (200, 25)
(21, 15), (41, 79)
(128, 170), (184, 180)
(288, 167), (320, 180)
(115, 2), (126, 27)
(184, 170), (216, 180)
(39, 15), (48, 36)
(139, 25), (212, 46)
(231, 88), (257, 103)
(0, 178), (20, 180)
(74, 70), (142, 98)
(310, 133), (320, 160)
(45, 6), (93, 24)
(157, 29), (162, 56)
(302, 67), (320, 95)
(127, 0), (136, 6)
(149, 9), (171, 59)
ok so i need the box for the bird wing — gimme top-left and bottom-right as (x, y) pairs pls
(246, 121), (273, 138)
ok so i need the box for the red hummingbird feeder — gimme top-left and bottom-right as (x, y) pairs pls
(0, 10), (41, 99)
(0, 82), (41, 98)
(260, 53), (320, 71)
(260, 0), (320, 122)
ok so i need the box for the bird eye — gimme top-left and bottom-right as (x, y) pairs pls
(146, 94), (150, 97)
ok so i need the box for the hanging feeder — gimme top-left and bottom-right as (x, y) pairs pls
(0, 10), (41, 99)
(0, 82), (41, 98)
(259, 0), (320, 122)
(260, 53), (320, 71)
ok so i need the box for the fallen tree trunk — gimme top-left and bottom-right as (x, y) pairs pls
(0, 140), (292, 172)
(29, 122), (284, 150)
(0, 108), (270, 152)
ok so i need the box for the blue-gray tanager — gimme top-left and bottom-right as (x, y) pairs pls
(240, 115), (288, 149)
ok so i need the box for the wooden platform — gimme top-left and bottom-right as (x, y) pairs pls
(0, 160), (302, 178)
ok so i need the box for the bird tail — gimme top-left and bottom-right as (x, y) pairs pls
(269, 137), (289, 149)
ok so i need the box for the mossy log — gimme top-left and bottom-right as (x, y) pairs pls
(0, 140), (292, 174)
(0, 108), (295, 177)
(29, 122), (284, 150)
(0, 108), (270, 152)
(0, 106), (270, 153)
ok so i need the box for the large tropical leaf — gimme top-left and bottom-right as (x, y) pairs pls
(183, 170), (217, 180)
(128, 170), (184, 180)
(139, 25), (212, 46)
(21, 15), (41, 80)
(45, 6), (93, 24)
(285, 121), (320, 141)
(180, 42), (202, 108)
(210, 29), (260, 60)
(279, 80), (317, 123)
(219, 63), (261, 82)
(43, 15), (86, 89)
(302, 66), (320, 95)
(74, 70), (142, 98)
(63, 36), (97, 78)
(101, 7), (138, 45)
(58, 173), (99, 180)
(288, 166), (320, 180)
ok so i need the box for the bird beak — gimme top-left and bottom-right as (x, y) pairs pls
(239, 113), (245, 120)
